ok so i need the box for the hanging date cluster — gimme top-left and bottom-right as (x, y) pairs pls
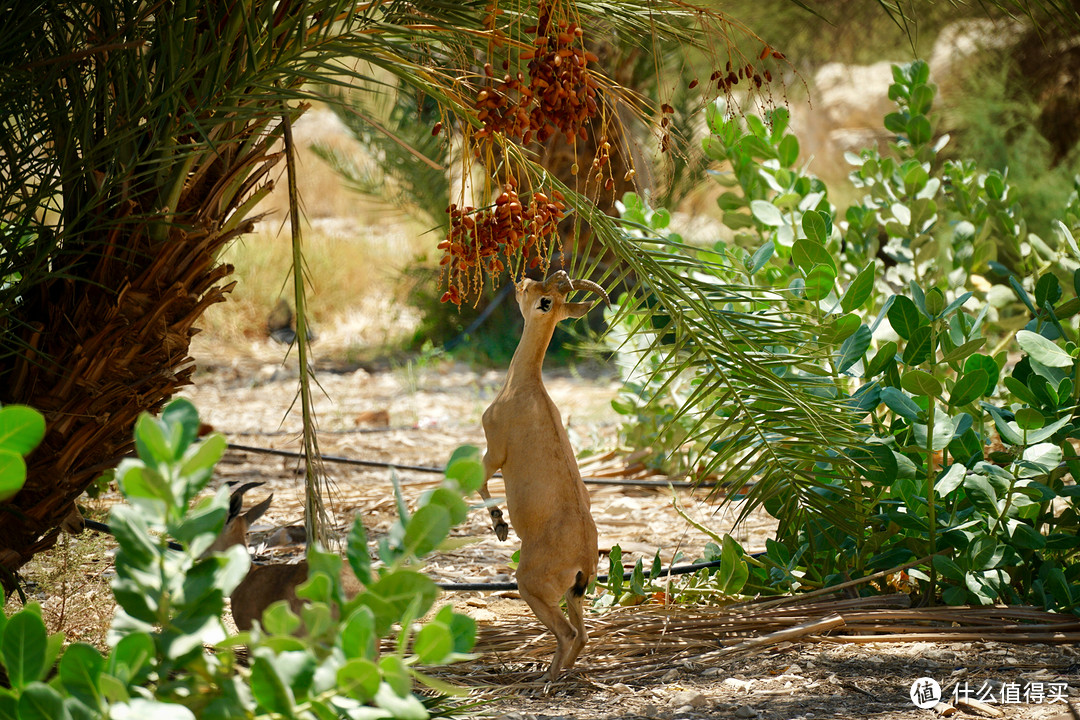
(441, 2), (598, 304)
(440, 184), (567, 304)
(474, 4), (600, 146)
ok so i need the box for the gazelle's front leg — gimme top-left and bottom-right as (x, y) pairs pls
(480, 449), (509, 541)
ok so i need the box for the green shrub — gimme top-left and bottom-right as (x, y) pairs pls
(614, 59), (1080, 610)
(0, 399), (480, 718)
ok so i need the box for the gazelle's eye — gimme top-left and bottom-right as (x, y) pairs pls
(538, 297), (552, 312)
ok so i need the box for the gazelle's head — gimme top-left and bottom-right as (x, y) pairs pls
(515, 271), (610, 325)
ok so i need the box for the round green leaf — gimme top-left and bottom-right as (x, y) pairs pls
(906, 115), (932, 146)
(880, 387), (922, 421)
(1035, 273), (1062, 309)
(0, 405), (45, 456)
(943, 338), (986, 364)
(840, 263), (875, 313)
(801, 211), (828, 245)
(1014, 408), (1045, 431)
(346, 516), (372, 586)
(884, 111), (908, 135)
(887, 296), (923, 341)
(262, 601), (302, 636)
(403, 504), (451, 558)
(160, 399), (200, 456)
(423, 487), (468, 526)
(107, 632), (154, 685)
(901, 369), (942, 398)
(340, 606), (377, 660)
(58, 642), (105, 709)
(909, 83), (935, 115)
(902, 325), (934, 366)
(0, 450), (27, 502)
(250, 654), (295, 715)
(836, 325), (872, 373)
(337, 659), (380, 702)
(924, 287), (945, 317)
(444, 447), (484, 494)
(903, 164), (929, 195)
(949, 369), (989, 407)
(2, 610), (47, 688)
(413, 621), (454, 664)
(866, 341), (899, 378)
(802, 264), (835, 302)
(792, 237), (835, 274)
(361, 571), (439, 636)
(750, 200), (784, 227)
(447, 611), (477, 654)
(1016, 330), (1074, 368)
(777, 133), (800, 167)
(964, 354), (1000, 396)
(378, 655), (411, 698)
(17, 682), (69, 720)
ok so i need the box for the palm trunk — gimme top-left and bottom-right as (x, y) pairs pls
(0, 219), (250, 587)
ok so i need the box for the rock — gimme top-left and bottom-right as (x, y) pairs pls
(611, 683), (635, 694)
(661, 669), (680, 683)
(723, 678), (754, 692)
(701, 667), (723, 677)
(669, 691), (707, 708)
(468, 608), (496, 622)
(641, 703), (660, 718)
(734, 705), (759, 719)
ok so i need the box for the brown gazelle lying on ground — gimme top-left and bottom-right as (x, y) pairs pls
(214, 491), (361, 631)
(478, 270), (608, 682)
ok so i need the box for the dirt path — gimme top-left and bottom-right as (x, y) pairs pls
(173, 336), (1080, 720)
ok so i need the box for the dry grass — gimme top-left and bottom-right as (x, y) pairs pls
(200, 221), (431, 344)
(198, 106), (440, 348)
(434, 594), (1080, 689)
(12, 512), (116, 650)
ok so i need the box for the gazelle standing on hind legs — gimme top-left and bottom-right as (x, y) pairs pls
(478, 270), (609, 682)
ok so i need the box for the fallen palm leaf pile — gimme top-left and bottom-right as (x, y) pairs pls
(433, 593), (1080, 687)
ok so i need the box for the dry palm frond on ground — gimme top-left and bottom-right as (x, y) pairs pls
(433, 594), (1080, 688)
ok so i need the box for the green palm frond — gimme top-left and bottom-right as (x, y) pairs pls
(551, 186), (866, 540)
(311, 89), (451, 229)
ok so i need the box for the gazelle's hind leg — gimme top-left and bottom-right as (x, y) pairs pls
(517, 582), (578, 682)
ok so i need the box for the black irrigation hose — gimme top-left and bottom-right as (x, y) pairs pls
(226, 442), (720, 490)
(232, 426), (419, 437)
(436, 559), (730, 591)
(83, 519), (185, 552)
(81, 520), (749, 593)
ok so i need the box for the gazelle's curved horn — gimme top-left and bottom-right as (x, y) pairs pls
(542, 270), (574, 294)
(569, 278), (610, 306)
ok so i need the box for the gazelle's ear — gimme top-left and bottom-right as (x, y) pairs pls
(562, 301), (593, 320)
